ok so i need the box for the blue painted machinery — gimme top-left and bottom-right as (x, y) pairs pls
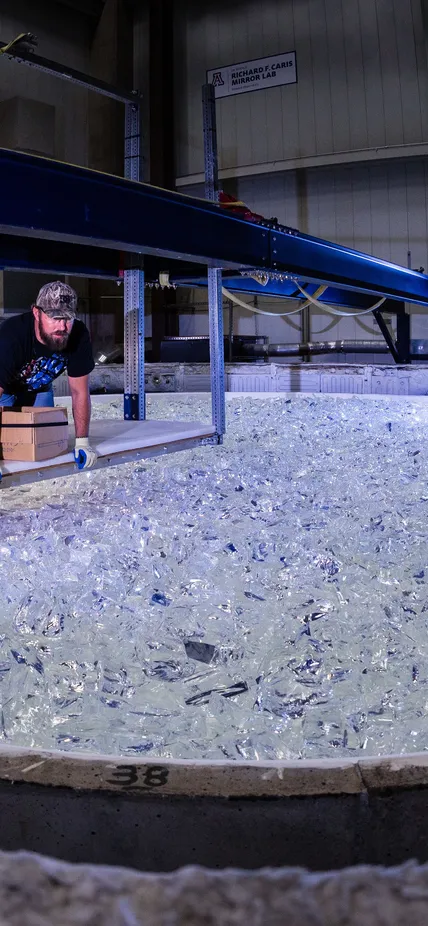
(1, 146), (428, 306)
(0, 146), (426, 317)
(0, 144), (428, 417)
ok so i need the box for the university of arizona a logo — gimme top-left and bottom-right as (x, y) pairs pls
(212, 71), (224, 87)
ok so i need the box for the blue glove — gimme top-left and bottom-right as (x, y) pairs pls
(74, 437), (98, 470)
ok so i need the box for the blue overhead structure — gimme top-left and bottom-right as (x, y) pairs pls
(0, 145), (427, 378)
(0, 147), (428, 307)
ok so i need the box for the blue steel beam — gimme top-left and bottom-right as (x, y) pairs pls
(0, 148), (428, 306)
(0, 149), (268, 271)
(270, 230), (428, 305)
(0, 234), (121, 278)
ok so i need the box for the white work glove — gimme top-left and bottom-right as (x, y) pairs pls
(74, 437), (98, 470)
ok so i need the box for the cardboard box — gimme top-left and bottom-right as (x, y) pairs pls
(0, 406), (69, 462)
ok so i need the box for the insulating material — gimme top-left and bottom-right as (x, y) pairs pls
(0, 852), (428, 925)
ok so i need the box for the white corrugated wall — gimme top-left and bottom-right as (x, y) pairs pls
(175, 0), (427, 179)
(173, 0), (428, 360)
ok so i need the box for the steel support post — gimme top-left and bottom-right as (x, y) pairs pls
(372, 307), (400, 364)
(396, 302), (411, 364)
(228, 298), (234, 362)
(202, 84), (219, 202)
(124, 102), (145, 420)
(373, 300), (411, 365)
(203, 83), (225, 439)
(208, 268), (226, 437)
(149, 1), (178, 359)
(124, 268), (145, 420)
(301, 305), (311, 362)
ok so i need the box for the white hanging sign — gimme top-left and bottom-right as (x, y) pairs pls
(207, 51), (297, 99)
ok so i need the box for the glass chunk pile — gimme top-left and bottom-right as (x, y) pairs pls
(1, 391), (428, 761)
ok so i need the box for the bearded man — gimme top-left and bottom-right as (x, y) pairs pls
(0, 281), (97, 469)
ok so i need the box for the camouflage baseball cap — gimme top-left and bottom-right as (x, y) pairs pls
(36, 281), (78, 319)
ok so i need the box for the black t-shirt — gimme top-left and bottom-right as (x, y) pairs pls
(0, 312), (95, 394)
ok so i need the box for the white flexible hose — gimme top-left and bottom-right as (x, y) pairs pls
(222, 285), (327, 317)
(296, 283), (386, 317)
(221, 283), (386, 319)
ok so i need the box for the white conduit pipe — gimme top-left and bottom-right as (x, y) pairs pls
(222, 284), (386, 319)
(221, 285), (327, 317)
(296, 283), (386, 317)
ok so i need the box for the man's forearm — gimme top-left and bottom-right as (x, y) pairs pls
(72, 391), (91, 439)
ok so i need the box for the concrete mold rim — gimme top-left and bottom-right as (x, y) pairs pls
(0, 745), (427, 797)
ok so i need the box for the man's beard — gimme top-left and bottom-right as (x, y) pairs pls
(38, 317), (70, 352)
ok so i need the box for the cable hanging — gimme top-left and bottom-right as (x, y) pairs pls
(222, 285), (327, 317)
(222, 284), (386, 319)
(295, 283), (386, 317)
